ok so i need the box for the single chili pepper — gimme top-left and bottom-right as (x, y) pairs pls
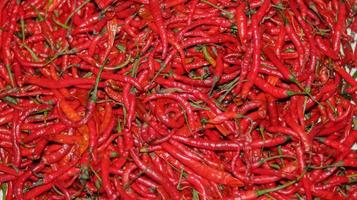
(285, 113), (311, 152)
(43, 144), (73, 164)
(23, 124), (67, 143)
(87, 118), (97, 153)
(240, 16), (260, 97)
(315, 36), (339, 60)
(251, 135), (292, 148)
(172, 135), (240, 151)
(263, 47), (296, 82)
(333, 64), (357, 87)
(42, 160), (79, 184)
(209, 52), (223, 95)
(129, 149), (180, 200)
(0, 174), (16, 183)
(101, 150), (118, 199)
(332, 1), (346, 53)
(24, 77), (104, 89)
(161, 142), (243, 186)
(283, 14), (306, 69)
(235, 3), (247, 44)
(0, 163), (17, 176)
(182, 34), (239, 48)
(149, 0), (167, 58)
(254, 77), (296, 98)
(144, 93), (196, 131)
(23, 183), (52, 200)
(14, 170), (32, 199)
(231, 175), (302, 200)
(78, 66), (143, 90)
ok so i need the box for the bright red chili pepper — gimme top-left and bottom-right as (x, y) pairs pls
(148, 0), (168, 58)
(161, 142), (244, 186)
(129, 149), (181, 199)
(236, 3), (247, 45)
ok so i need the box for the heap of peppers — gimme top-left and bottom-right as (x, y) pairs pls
(0, 0), (356, 199)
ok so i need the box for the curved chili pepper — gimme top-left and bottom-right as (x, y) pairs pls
(263, 47), (296, 82)
(161, 142), (243, 186)
(23, 183), (52, 200)
(129, 149), (180, 200)
(144, 93), (196, 131)
(254, 77), (296, 98)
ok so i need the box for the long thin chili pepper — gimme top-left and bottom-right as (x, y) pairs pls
(149, 0), (167, 58)
(161, 142), (244, 186)
(241, 0), (271, 96)
(129, 149), (180, 199)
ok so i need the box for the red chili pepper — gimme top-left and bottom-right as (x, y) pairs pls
(263, 47), (296, 82)
(332, 1), (346, 54)
(209, 52), (224, 95)
(23, 183), (52, 200)
(0, 163), (17, 176)
(129, 149), (180, 199)
(232, 177), (301, 200)
(101, 150), (118, 199)
(285, 113), (311, 152)
(43, 144), (73, 164)
(236, 3), (247, 44)
(144, 93), (197, 131)
(149, 0), (167, 58)
(14, 170), (32, 199)
(284, 16), (306, 69)
(161, 142), (243, 186)
(0, 174), (16, 183)
(334, 64), (357, 87)
(315, 36), (339, 60)
(254, 77), (296, 98)
(240, 15), (261, 97)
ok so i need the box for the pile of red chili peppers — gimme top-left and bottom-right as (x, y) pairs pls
(0, 0), (356, 199)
